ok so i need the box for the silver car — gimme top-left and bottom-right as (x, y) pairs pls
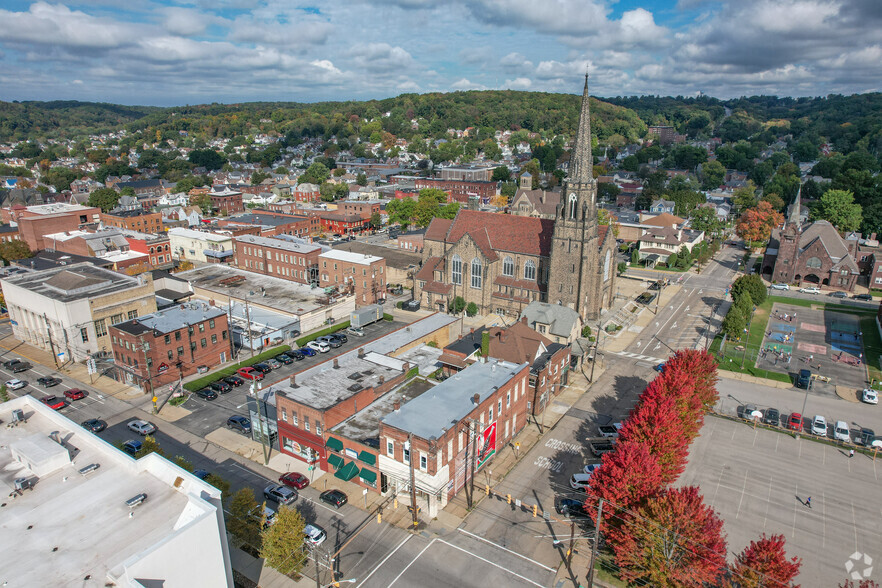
(264, 484), (297, 505)
(127, 419), (157, 436)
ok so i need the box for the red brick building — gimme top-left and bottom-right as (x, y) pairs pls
(233, 234), (321, 284)
(291, 183), (320, 202)
(101, 209), (164, 233)
(221, 211), (318, 237)
(124, 231), (173, 269)
(316, 210), (370, 235)
(4, 203), (101, 251)
(413, 177), (496, 204)
(319, 249), (387, 304)
(109, 301), (230, 392)
(338, 200), (381, 217)
(208, 186), (245, 216)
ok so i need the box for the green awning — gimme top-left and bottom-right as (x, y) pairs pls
(326, 437), (344, 452)
(358, 450), (376, 466)
(359, 468), (377, 484)
(327, 453), (344, 470)
(334, 461), (360, 481)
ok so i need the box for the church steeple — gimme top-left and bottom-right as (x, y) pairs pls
(569, 74), (594, 185)
(788, 183), (802, 227)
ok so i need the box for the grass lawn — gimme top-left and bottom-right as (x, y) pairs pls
(859, 314), (882, 383)
(183, 344), (291, 391)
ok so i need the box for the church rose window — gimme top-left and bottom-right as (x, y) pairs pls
(806, 257), (821, 269)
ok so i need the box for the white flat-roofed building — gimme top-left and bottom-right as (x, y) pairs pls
(0, 396), (233, 587)
(318, 249), (387, 305)
(168, 227), (234, 264)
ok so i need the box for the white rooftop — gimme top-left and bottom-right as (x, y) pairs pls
(44, 229), (92, 242)
(22, 203), (94, 215)
(0, 396), (232, 587)
(319, 249), (383, 265)
(101, 250), (149, 263)
(168, 227), (232, 242)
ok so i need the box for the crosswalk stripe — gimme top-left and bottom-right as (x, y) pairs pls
(613, 351), (666, 364)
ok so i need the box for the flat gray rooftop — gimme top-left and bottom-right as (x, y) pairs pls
(0, 262), (143, 303)
(280, 354), (404, 410)
(114, 300), (226, 335)
(382, 359), (526, 440)
(235, 234), (320, 255)
(331, 377), (437, 441)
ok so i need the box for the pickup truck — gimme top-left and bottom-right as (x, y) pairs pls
(598, 423), (622, 438)
(589, 439), (616, 457)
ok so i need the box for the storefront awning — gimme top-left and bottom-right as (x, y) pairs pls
(359, 468), (377, 484)
(334, 461), (360, 481)
(327, 453), (344, 470)
(326, 437), (344, 452)
(358, 450), (376, 466)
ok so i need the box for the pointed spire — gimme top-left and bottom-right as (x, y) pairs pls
(570, 74), (594, 184)
(788, 183), (802, 226)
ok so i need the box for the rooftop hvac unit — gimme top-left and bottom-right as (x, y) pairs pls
(78, 463), (100, 476)
(11, 409), (25, 423)
(126, 493), (148, 508)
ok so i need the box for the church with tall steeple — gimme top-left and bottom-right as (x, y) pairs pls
(413, 78), (617, 320)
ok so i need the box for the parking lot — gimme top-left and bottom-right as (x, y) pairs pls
(681, 416), (882, 586)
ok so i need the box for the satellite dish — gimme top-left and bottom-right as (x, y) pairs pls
(750, 410), (763, 419)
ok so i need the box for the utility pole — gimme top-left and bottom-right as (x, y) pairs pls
(227, 296), (235, 363)
(245, 300), (254, 360)
(589, 325), (603, 383)
(408, 432), (418, 528)
(587, 498), (604, 587)
(312, 545), (321, 588)
(43, 314), (60, 368)
(468, 420), (477, 509)
(567, 520), (575, 567)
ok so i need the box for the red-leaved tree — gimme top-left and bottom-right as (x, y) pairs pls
(583, 441), (665, 539)
(728, 534), (801, 588)
(665, 349), (720, 409)
(613, 486), (728, 587)
(652, 365), (704, 440)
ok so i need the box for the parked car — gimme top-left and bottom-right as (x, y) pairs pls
(5, 378), (26, 390)
(317, 335), (341, 348)
(264, 484), (297, 505)
(854, 293), (873, 301)
(862, 388), (878, 404)
(123, 440), (142, 456)
(237, 367), (264, 380)
(280, 472), (310, 489)
(40, 395), (66, 410)
(771, 283), (790, 290)
(10, 361), (31, 373)
(253, 362), (272, 374)
(799, 286), (821, 294)
(81, 418), (107, 433)
(762, 408), (780, 427)
(654, 363), (665, 373)
(598, 423), (622, 438)
(223, 375), (244, 387)
(583, 463), (602, 476)
(555, 498), (590, 519)
(274, 353), (293, 365)
(829, 291), (848, 298)
(298, 347), (317, 357)
(796, 369), (812, 389)
(265, 358), (282, 369)
(787, 412), (803, 431)
(36, 376), (61, 387)
(856, 428), (875, 446)
(307, 340), (330, 353)
(63, 388), (86, 401)
(193, 469), (210, 480)
(194, 388), (218, 401)
(833, 420), (851, 443)
(347, 326), (365, 337)
(319, 489), (348, 508)
(209, 381), (232, 394)
(285, 350), (305, 361)
(738, 403), (759, 420)
(226, 415), (252, 434)
(403, 299), (421, 311)
(127, 419), (157, 435)
(304, 523), (327, 546)
(811, 415), (828, 437)
(569, 472), (592, 491)
(331, 332), (347, 344)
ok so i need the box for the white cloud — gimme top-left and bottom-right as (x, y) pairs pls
(348, 43), (415, 73)
(451, 78), (487, 90)
(0, 2), (138, 49)
(504, 77), (532, 90)
(161, 7), (211, 37)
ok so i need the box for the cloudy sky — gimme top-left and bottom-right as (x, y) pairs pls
(1, 0), (880, 106)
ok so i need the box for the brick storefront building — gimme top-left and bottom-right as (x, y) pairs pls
(319, 249), (387, 304)
(101, 209), (164, 233)
(6, 203), (101, 251)
(109, 302), (230, 392)
(233, 234), (321, 285)
(223, 210), (318, 238)
(413, 177), (496, 204)
(208, 186), (245, 216)
(316, 210), (371, 235)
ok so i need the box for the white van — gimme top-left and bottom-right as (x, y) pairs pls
(834, 420), (851, 443)
(569, 473), (592, 492)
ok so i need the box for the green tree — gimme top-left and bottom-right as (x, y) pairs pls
(87, 187), (121, 213)
(689, 207), (721, 236)
(597, 182), (620, 203)
(731, 274), (766, 307)
(631, 249), (640, 265)
(810, 189), (862, 232)
(466, 302), (479, 317)
(261, 506), (307, 577)
(451, 296), (466, 314)
(251, 171), (271, 185)
(722, 306), (748, 340)
(0, 240), (33, 263)
(227, 488), (263, 551)
(190, 193), (213, 215)
(617, 261), (627, 274)
(666, 252), (679, 268)
(500, 182), (517, 199)
(369, 211), (382, 229)
(356, 172), (368, 186)
(760, 192), (785, 212)
(135, 436), (165, 458)
(700, 160), (726, 190)
(299, 162), (331, 185)
(188, 149), (226, 171)
(732, 181), (759, 212)
(491, 166), (511, 182)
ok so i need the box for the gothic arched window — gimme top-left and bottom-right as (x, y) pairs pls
(806, 257), (822, 269)
(471, 258), (482, 289)
(568, 193), (578, 220)
(503, 256), (514, 277)
(524, 260), (536, 281)
(451, 255), (462, 285)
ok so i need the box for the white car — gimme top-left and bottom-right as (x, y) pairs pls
(862, 389), (878, 405)
(833, 420), (851, 443)
(304, 523), (326, 546)
(127, 419), (157, 436)
(799, 286), (821, 294)
(810, 415), (827, 437)
(771, 283), (789, 290)
(583, 463), (602, 476)
(307, 340), (330, 353)
(5, 378), (26, 390)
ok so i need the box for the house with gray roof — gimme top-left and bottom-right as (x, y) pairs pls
(520, 301), (582, 344)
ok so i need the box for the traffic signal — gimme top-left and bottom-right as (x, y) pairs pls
(485, 484), (490, 496)
(393, 498), (398, 509)
(506, 494), (511, 504)
(377, 512), (382, 524)
(532, 504), (538, 517)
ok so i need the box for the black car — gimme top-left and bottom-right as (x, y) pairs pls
(856, 427), (876, 446)
(285, 350), (305, 361)
(81, 418), (107, 433)
(762, 408), (780, 427)
(403, 299), (420, 311)
(10, 361), (31, 373)
(209, 381), (232, 394)
(319, 489), (348, 508)
(854, 293), (873, 301)
(253, 362), (272, 374)
(223, 376), (244, 387)
(2, 359), (24, 370)
(274, 353), (293, 365)
(194, 388), (218, 400)
(331, 332), (347, 344)
(555, 498), (589, 519)
(227, 415), (252, 434)
(37, 376), (62, 387)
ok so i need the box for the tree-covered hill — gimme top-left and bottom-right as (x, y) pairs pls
(0, 100), (159, 142)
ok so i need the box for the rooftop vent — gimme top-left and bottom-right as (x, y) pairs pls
(78, 463), (100, 476)
(347, 372), (362, 380)
(347, 383), (363, 393)
(126, 493), (148, 508)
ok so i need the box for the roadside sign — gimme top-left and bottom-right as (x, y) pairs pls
(157, 362), (169, 374)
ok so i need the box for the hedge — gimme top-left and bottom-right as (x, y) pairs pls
(183, 344), (291, 391)
(295, 321), (351, 347)
(383, 313), (394, 321)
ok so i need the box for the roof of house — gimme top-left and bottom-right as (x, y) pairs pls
(642, 212), (684, 228)
(0, 262), (144, 303)
(513, 188), (561, 216)
(486, 320), (550, 365)
(167, 227), (232, 243)
(424, 209), (554, 258)
(520, 301), (581, 339)
(235, 234), (320, 255)
(319, 249), (383, 265)
(799, 220), (850, 259)
(112, 301), (226, 336)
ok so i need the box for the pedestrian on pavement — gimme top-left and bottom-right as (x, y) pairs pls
(850, 449), (855, 458)
(806, 496), (812, 508)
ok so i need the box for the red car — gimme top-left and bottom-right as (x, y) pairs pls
(237, 367), (264, 381)
(787, 412), (803, 431)
(279, 472), (309, 490)
(40, 395), (67, 410)
(64, 389), (86, 401)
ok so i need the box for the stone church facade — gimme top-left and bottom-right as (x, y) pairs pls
(415, 78), (617, 320)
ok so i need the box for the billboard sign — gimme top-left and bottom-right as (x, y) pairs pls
(476, 421), (497, 470)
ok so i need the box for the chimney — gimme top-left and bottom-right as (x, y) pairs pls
(208, 299), (215, 306)
(333, 358), (339, 369)
(472, 393), (480, 405)
(521, 316), (527, 325)
(378, 375), (385, 385)
(470, 328), (474, 334)
(289, 375), (297, 387)
(402, 362), (410, 372)
(393, 400), (401, 411)
(358, 347), (365, 358)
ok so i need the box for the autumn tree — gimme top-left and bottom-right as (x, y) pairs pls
(838, 581), (880, 588)
(597, 209), (620, 238)
(190, 193), (213, 215)
(227, 488), (262, 551)
(736, 201), (784, 244)
(87, 187), (121, 213)
(664, 349), (719, 409)
(613, 486), (727, 587)
(728, 534), (801, 588)
(261, 505), (307, 577)
(0, 240), (33, 263)
(810, 189), (863, 232)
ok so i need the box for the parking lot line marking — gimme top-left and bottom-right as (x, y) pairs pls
(355, 534), (413, 588)
(851, 500), (859, 553)
(457, 528), (555, 572)
(791, 484), (798, 539)
(735, 470), (748, 519)
(763, 476), (772, 530)
(709, 467), (724, 509)
(821, 491), (826, 549)
(431, 539), (546, 588)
